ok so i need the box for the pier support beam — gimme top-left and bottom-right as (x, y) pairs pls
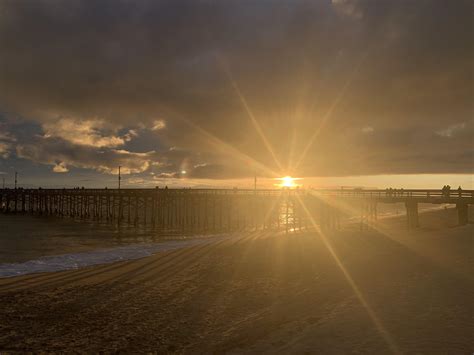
(457, 203), (468, 226)
(405, 202), (419, 229)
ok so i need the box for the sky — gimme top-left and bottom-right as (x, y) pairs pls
(0, 0), (472, 189)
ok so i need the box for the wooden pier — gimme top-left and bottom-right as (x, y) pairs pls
(0, 188), (472, 232)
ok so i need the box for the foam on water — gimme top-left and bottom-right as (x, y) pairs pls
(0, 234), (232, 278)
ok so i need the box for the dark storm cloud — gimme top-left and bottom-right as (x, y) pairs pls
(0, 0), (472, 178)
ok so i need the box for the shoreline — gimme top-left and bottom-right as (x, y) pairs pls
(0, 206), (467, 279)
(0, 234), (234, 278)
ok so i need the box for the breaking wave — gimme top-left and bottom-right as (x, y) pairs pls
(0, 234), (231, 278)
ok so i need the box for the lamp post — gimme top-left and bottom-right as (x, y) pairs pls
(118, 166), (121, 190)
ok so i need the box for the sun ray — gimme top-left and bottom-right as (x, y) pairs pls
(287, 69), (314, 172)
(294, 50), (370, 172)
(217, 55), (285, 173)
(295, 194), (401, 354)
(311, 190), (474, 281)
(174, 113), (281, 179)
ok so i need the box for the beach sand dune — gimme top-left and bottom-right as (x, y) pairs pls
(0, 209), (472, 353)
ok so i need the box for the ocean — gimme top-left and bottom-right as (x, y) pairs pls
(0, 214), (230, 278)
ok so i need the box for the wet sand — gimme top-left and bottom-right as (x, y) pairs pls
(0, 208), (472, 353)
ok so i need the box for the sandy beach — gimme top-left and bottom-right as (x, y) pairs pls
(0, 208), (472, 353)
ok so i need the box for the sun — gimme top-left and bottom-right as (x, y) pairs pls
(281, 176), (295, 187)
(275, 176), (301, 188)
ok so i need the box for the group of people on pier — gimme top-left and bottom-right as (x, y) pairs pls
(383, 186), (464, 198)
(385, 188), (405, 197)
(442, 185), (463, 198)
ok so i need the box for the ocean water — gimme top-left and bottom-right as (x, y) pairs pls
(0, 214), (191, 263)
(0, 214), (231, 278)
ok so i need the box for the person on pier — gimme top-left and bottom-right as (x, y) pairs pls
(442, 185), (451, 198)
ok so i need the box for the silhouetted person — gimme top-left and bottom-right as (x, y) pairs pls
(446, 185), (451, 198)
(457, 186), (462, 197)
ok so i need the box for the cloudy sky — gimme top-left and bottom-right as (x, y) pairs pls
(0, 0), (472, 188)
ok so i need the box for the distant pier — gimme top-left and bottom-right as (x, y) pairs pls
(0, 188), (472, 232)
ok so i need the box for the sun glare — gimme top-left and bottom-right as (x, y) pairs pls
(275, 176), (301, 188)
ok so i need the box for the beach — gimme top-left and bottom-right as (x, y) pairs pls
(0, 208), (472, 353)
